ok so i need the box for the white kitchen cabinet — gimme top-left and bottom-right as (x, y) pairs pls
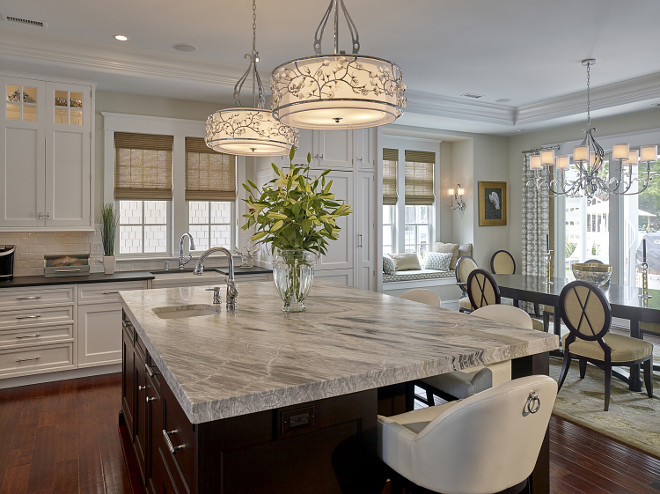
(356, 172), (376, 290)
(312, 130), (353, 170)
(0, 285), (75, 379)
(0, 76), (94, 231)
(353, 129), (375, 170)
(76, 281), (148, 368)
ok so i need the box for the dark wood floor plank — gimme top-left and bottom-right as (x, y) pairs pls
(0, 374), (659, 494)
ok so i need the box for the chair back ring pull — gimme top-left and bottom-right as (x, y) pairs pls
(525, 391), (541, 414)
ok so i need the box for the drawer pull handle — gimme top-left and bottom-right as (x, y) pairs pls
(16, 356), (40, 363)
(55, 268), (80, 272)
(16, 315), (42, 320)
(16, 333), (41, 339)
(146, 396), (157, 403)
(144, 363), (155, 378)
(162, 429), (184, 454)
(102, 291), (119, 295)
(16, 296), (41, 301)
(138, 385), (146, 391)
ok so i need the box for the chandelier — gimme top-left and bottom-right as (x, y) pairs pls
(270, 0), (406, 130)
(527, 59), (658, 201)
(205, 0), (298, 156)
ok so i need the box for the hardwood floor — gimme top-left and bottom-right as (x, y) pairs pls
(0, 374), (658, 494)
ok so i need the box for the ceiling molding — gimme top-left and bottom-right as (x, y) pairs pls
(0, 31), (239, 87)
(516, 72), (660, 125)
(405, 90), (515, 126)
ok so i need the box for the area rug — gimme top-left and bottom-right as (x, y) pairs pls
(549, 355), (660, 458)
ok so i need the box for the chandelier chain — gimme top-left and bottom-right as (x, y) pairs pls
(586, 61), (592, 128)
(252, 0), (257, 56)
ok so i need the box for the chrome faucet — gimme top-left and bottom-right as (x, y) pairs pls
(178, 233), (196, 270)
(194, 246), (238, 312)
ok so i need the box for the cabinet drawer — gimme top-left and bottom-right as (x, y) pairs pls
(0, 286), (75, 309)
(0, 343), (74, 378)
(77, 281), (148, 305)
(161, 385), (195, 488)
(0, 324), (73, 349)
(0, 306), (74, 329)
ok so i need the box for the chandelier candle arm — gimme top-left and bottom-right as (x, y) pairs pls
(270, 0), (406, 130)
(205, 0), (298, 156)
(526, 59), (657, 200)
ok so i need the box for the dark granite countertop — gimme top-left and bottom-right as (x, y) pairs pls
(0, 271), (155, 288)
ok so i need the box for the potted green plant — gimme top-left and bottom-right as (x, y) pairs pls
(242, 146), (351, 312)
(100, 203), (118, 274)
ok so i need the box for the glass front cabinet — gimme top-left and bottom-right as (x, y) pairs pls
(0, 76), (94, 230)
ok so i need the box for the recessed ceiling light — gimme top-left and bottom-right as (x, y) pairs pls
(114, 34), (128, 41)
(461, 93), (483, 99)
(173, 43), (197, 52)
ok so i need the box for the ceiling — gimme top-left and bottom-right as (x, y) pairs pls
(2, 0), (660, 135)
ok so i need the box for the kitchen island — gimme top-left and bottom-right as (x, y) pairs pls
(120, 281), (558, 494)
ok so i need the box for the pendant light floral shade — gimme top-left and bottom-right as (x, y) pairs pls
(205, 0), (298, 156)
(270, 0), (406, 130)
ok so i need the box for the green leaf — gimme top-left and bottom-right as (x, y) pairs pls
(271, 220), (284, 231)
(289, 145), (296, 162)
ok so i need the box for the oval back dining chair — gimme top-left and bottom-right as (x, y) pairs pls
(399, 289), (442, 308)
(471, 304), (532, 329)
(490, 249), (516, 274)
(466, 268), (501, 310)
(557, 280), (654, 411)
(455, 256), (478, 313)
(378, 375), (558, 494)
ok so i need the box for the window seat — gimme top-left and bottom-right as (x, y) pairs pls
(383, 269), (455, 283)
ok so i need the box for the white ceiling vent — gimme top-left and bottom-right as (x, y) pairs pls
(461, 93), (484, 99)
(1, 14), (48, 30)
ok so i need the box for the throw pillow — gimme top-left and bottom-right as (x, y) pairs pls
(424, 252), (452, 271)
(458, 243), (473, 261)
(382, 255), (396, 275)
(389, 253), (422, 271)
(433, 242), (460, 269)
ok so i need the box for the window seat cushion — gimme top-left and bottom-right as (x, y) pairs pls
(383, 269), (455, 283)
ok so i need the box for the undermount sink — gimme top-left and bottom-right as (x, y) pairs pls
(152, 304), (220, 319)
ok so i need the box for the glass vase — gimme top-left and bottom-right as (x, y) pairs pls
(272, 249), (316, 312)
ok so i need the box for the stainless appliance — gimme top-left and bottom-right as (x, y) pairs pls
(0, 245), (15, 280)
(44, 253), (90, 277)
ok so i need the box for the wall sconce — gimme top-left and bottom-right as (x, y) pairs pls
(449, 184), (466, 213)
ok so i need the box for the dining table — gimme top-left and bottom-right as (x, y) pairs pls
(492, 274), (659, 392)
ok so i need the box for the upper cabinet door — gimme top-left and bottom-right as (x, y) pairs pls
(353, 129), (375, 170)
(312, 130), (353, 170)
(44, 83), (92, 228)
(0, 78), (46, 228)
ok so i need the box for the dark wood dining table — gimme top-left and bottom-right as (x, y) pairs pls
(492, 274), (659, 392)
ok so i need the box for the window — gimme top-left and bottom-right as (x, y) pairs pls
(114, 132), (173, 255)
(188, 201), (233, 252)
(185, 137), (237, 252)
(107, 119), (240, 258)
(382, 144), (436, 258)
(119, 201), (168, 254)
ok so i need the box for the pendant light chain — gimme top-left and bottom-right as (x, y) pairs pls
(586, 60), (592, 129)
(252, 0), (257, 57)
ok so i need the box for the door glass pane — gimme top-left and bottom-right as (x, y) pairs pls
(564, 196), (610, 279)
(55, 108), (68, 124)
(23, 87), (37, 104)
(55, 90), (68, 108)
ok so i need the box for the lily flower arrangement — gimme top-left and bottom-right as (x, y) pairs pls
(241, 146), (352, 255)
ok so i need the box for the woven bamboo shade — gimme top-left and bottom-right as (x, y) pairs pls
(383, 148), (398, 206)
(114, 132), (173, 200)
(185, 137), (236, 200)
(405, 150), (435, 205)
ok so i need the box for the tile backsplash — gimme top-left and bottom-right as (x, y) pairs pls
(0, 231), (103, 276)
(0, 228), (236, 277)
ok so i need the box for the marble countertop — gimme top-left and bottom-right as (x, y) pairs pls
(120, 281), (559, 424)
(0, 271), (154, 288)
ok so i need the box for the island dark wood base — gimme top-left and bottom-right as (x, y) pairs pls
(121, 314), (382, 494)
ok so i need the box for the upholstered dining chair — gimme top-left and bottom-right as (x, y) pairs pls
(400, 289), (442, 308)
(557, 280), (654, 411)
(378, 375), (558, 494)
(455, 256), (478, 313)
(466, 268), (501, 310)
(490, 249), (516, 274)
